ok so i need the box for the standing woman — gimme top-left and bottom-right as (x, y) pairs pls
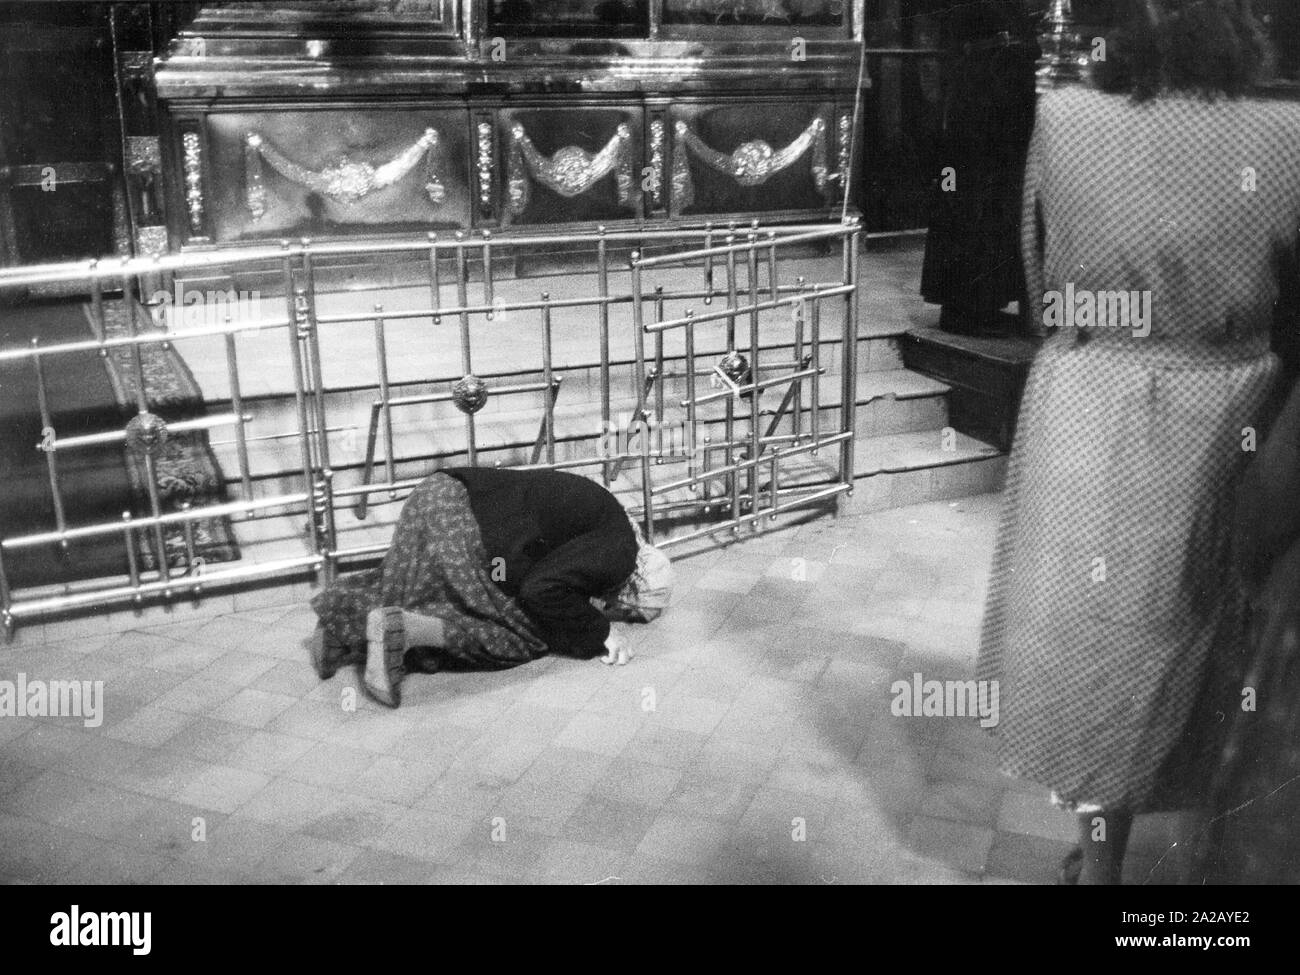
(976, 0), (1300, 884)
(920, 0), (1039, 336)
(308, 466), (673, 708)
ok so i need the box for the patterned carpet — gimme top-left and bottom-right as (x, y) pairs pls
(0, 296), (237, 591)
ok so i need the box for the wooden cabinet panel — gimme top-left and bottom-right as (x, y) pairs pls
(187, 107), (472, 243)
(667, 99), (841, 219)
(193, 1), (460, 36)
(497, 105), (644, 227)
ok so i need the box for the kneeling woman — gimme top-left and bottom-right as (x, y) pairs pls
(308, 466), (672, 707)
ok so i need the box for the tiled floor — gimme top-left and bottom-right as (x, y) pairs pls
(0, 491), (1202, 884)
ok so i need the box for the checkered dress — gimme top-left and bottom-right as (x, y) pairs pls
(976, 87), (1300, 812)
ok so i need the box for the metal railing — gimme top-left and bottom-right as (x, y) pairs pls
(0, 219), (860, 638)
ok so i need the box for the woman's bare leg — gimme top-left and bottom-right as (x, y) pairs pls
(1077, 809), (1134, 885)
(363, 608), (450, 706)
(399, 610), (447, 647)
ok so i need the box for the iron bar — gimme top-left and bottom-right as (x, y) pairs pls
(2, 555), (323, 620)
(428, 233), (442, 324)
(373, 304), (397, 492)
(300, 254), (333, 474)
(121, 512), (140, 590)
(703, 222), (714, 305)
(656, 483), (850, 550)
(684, 311), (698, 492)
(456, 231), (478, 466)
(653, 286), (665, 434)
(304, 281), (831, 331)
(529, 379), (563, 465)
(656, 431), (852, 495)
(629, 252), (653, 541)
(482, 230), (494, 317)
(724, 233), (738, 350)
(645, 284), (852, 333)
(841, 222), (861, 508)
(0, 222), (849, 289)
(541, 293), (556, 465)
(180, 502), (196, 570)
(49, 413), (247, 452)
(89, 263), (106, 343)
(282, 247), (321, 559)
(319, 469), (339, 581)
(30, 342), (68, 543)
(760, 355), (814, 448)
(793, 278), (806, 445)
(597, 230), (612, 485)
(223, 330), (254, 501)
(121, 272), (150, 415)
(0, 314), (292, 363)
(632, 223), (852, 270)
(689, 366), (820, 408)
(0, 534), (11, 623)
(139, 452), (171, 587)
(3, 492), (312, 550)
(811, 289), (823, 453)
(746, 232), (761, 523)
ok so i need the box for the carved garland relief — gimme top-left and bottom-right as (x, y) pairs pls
(243, 127), (445, 218)
(671, 115), (829, 216)
(506, 121), (635, 216)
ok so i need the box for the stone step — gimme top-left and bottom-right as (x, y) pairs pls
(194, 324), (910, 484)
(209, 424), (1003, 571)
(900, 324), (1040, 453)
(162, 251), (872, 401)
(206, 362), (950, 487)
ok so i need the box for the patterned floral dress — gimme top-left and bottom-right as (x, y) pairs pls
(976, 86), (1300, 811)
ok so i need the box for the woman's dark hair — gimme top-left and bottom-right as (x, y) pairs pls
(1092, 0), (1275, 99)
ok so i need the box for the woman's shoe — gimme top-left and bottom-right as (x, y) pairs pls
(362, 607), (406, 709)
(309, 624), (363, 680)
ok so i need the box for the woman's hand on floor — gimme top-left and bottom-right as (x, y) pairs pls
(601, 626), (632, 666)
